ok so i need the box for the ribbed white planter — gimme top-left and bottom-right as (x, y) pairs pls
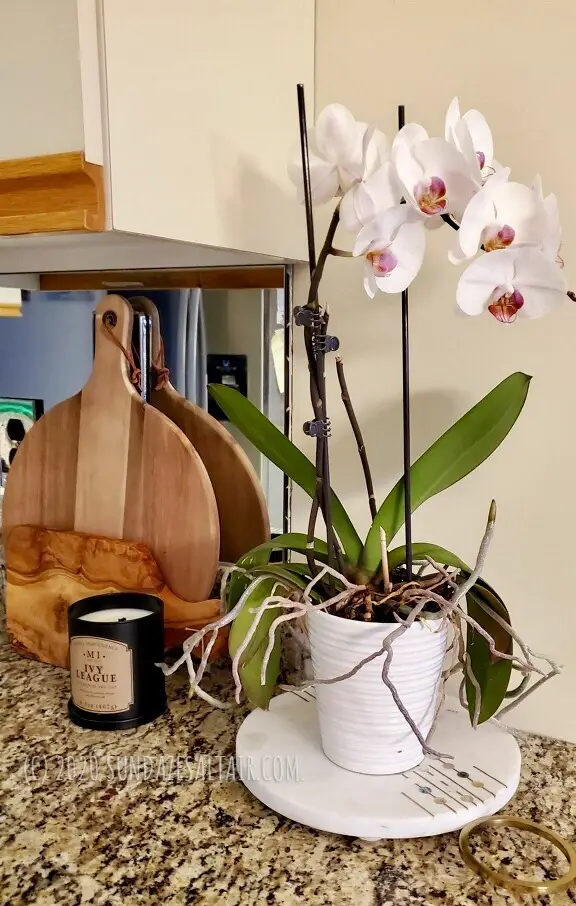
(307, 609), (449, 775)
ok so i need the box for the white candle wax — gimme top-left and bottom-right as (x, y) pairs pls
(78, 608), (153, 623)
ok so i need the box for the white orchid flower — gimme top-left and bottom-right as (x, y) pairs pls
(392, 123), (480, 221)
(532, 175), (562, 262)
(445, 97), (494, 178)
(354, 204), (427, 297)
(456, 246), (567, 323)
(288, 103), (387, 207)
(340, 159), (401, 233)
(454, 168), (551, 261)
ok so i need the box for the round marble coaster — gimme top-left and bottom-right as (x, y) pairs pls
(236, 691), (521, 840)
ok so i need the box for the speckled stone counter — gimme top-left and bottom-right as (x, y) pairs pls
(1, 560), (576, 906)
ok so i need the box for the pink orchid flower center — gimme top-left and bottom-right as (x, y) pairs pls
(482, 224), (516, 252)
(414, 176), (447, 215)
(367, 248), (398, 275)
(487, 286), (524, 323)
(476, 150), (486, 170)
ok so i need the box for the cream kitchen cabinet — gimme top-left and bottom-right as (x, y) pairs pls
(0, 0), (313, 275)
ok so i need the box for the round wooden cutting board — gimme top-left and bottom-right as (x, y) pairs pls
(129, 295), (270, 563)
(3, 294), (220, 603)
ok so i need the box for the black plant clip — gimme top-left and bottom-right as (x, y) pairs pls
(293, 305), (323, 328)
(303, 418), (331, 438)
(312, 334), (340, 354)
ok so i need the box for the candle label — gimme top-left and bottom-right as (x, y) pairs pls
(70, 636), (133, 714)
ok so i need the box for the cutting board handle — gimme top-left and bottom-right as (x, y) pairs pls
(129, 295), (163, 364)
(87, 294), (138, 395)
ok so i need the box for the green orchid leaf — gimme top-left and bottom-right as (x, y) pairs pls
(250, 564), (323, 600)
(388, 542), (513, 724)
(237, 533), (329, 570)
(228, 575), (295, 709)
(225, 534), (329, 615)
(465, 580), (513, 724)
(387, 543), (467, 574)
(209, 384), (362, 563)
(362, 373), (531, 570)
(271, 562), (316, 578)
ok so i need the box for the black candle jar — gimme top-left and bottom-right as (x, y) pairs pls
(68, 592), (167, 730)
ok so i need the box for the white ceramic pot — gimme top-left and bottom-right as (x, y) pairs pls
(307, 609), (449, 775)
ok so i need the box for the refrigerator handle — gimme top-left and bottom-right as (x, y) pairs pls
(186, 288), (207, 407)
(174, 290), (188, 395)
(197, 291), (208, 410)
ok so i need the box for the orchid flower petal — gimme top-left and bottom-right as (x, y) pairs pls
(445, 97), (461, 141)
(314, 103), (360, 166)
(513, 247), (567, 318)
(392, 122), (429, 154)
(483, 167), (512, 194)
(532, 174), (544, 200)
(287, 147), (340, 205)
(425, 216), (445, 231)
(363, 265), (378, 299)
(488, 182), (544, 243)
(413, 137), (480, 213)
(463, 109), (494, 168)
(354, 204), (421, 256)
(456, 249), (516, 316)
(457, 168), (511, 256)
(448, 243), (471, 265)
(359, 124), (389, 176)
(458, 189), (496, 257)
(373, 219), (427, 293)
(541, 192), (562, 262)
(391, 138), (423, 207)
(454, 119), (479, 174)
(340, 160), (400, 232)
(457, 247), (566, 319)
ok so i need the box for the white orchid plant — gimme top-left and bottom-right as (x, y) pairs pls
(292, 97), (568, 317)
(164, 96), (565, 733)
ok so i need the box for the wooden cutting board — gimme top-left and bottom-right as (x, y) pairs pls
(3, 294), (220, 604)
(129, 295), (270, 562)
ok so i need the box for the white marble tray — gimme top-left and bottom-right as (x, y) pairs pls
(236, 690), (520, 840)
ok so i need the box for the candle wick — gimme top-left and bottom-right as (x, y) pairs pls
(118, 617), (127, 623)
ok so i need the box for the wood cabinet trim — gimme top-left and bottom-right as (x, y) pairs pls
(0, 152), (105, 236)
(39, 266), (286, 292)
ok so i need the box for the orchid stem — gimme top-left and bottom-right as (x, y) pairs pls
(399, 103), (413, 582)
(330, 248), (354, 257)
(297, 83), (340, 585)
(380, 528), (392, 593)
(336, 356), (377, 520)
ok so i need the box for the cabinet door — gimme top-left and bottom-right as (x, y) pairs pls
(102, 0), (314, 261)
(0, 0), (103, 165)
(0, 1), (106, 236)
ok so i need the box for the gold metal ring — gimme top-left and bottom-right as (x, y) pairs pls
(459, 815), (576, 894)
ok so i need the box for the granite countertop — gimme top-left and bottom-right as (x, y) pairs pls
(1, 557), (576, 906)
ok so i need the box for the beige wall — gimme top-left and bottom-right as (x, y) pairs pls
(291, 0), (576, 741)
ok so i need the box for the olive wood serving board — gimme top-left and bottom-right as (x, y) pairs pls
(5, 525), (225, 667)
